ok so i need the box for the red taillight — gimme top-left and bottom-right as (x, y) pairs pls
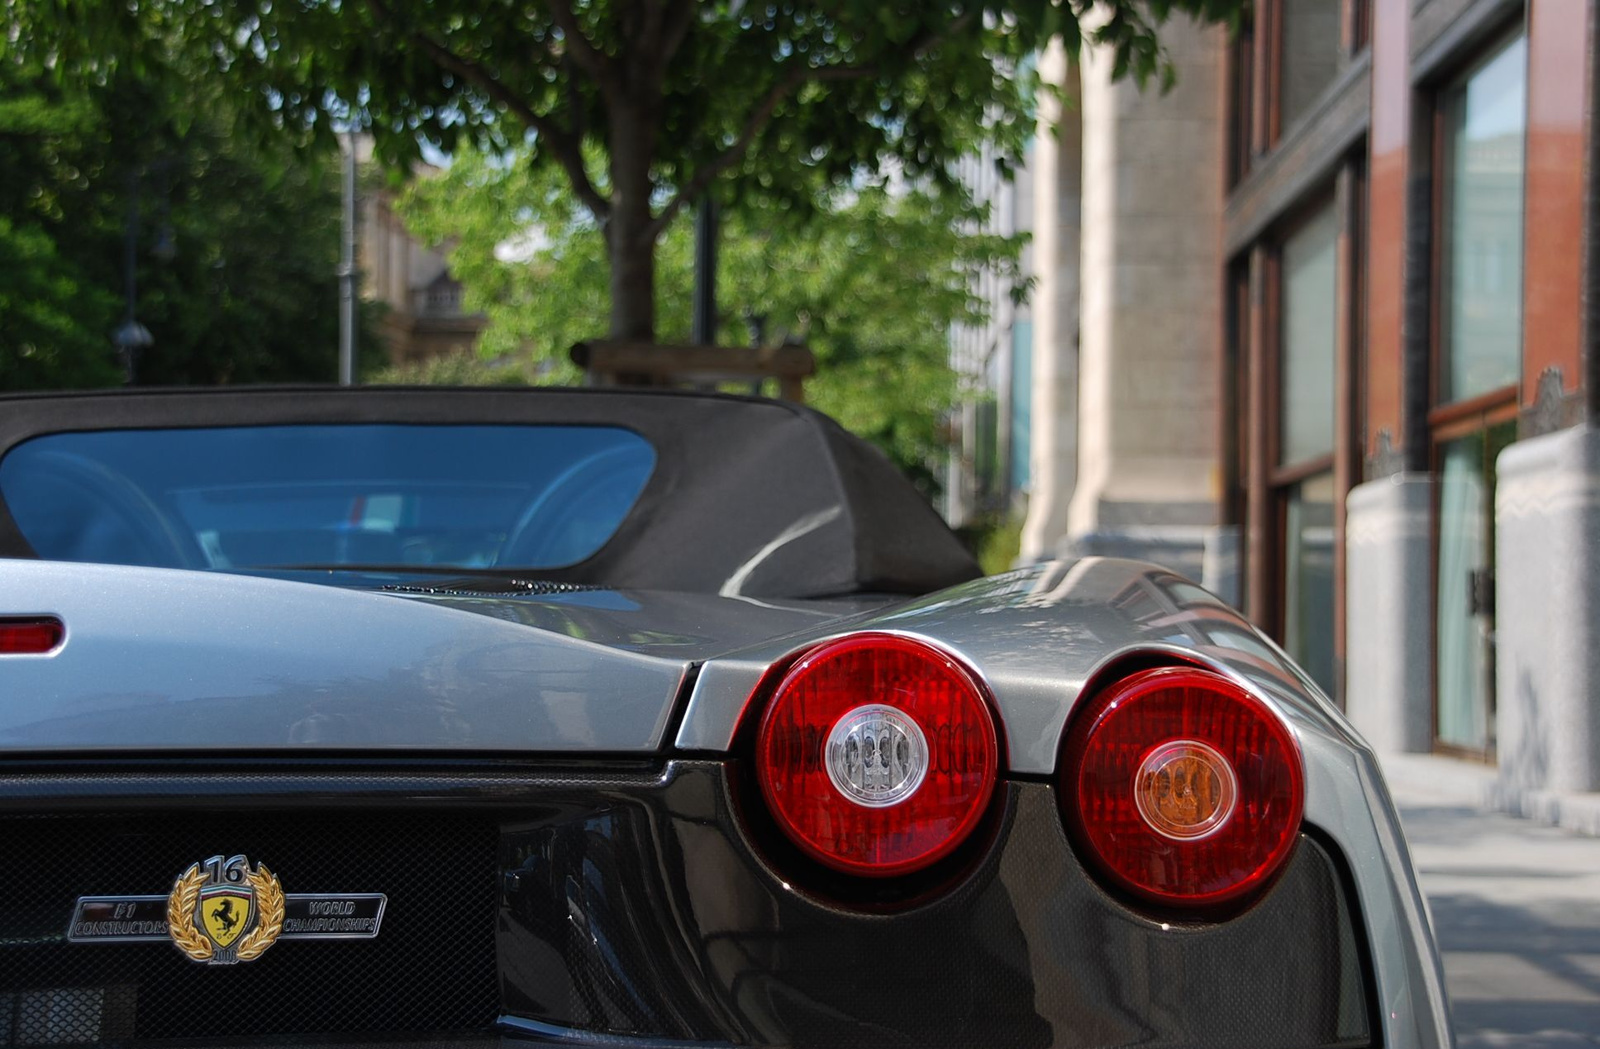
(0, 616), (64, 655)
(1061, 666), (1304, 911)
(753, 633), (1000, 877)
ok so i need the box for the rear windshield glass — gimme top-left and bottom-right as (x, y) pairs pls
(0, 424), (655, 571)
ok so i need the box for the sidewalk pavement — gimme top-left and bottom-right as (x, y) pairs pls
(1381, 753), (1600, 1047)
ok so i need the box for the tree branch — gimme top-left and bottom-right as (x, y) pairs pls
(364, 0), (609, 221)
(543, 0), (619, 96)
(645, 63), (871, 240)
(645, 10), (979, 240)
(659, 0), (696, 64)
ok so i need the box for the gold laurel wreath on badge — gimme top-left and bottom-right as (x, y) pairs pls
(166, 861), (284, 963)
(236, 864), (284, 961)
(167, 865), (214, 961)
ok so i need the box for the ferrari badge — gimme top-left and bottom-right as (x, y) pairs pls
(67, 856), (386, 957)
(167, 855), (284, 965)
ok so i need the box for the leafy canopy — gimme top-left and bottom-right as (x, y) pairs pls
(15, 1), (1248, 340)
(380, 146), (1024, 492)
(0, 44), (375, 390)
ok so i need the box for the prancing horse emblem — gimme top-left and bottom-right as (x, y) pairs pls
(167, 855), (284, 965)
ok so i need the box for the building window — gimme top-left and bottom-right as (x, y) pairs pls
(1430, 28), (1527, 757)
(1280, 204), (1339, 466)
(1440, 33), (1527, 403)
(1283, 471), (1336, 695)
(1278, 0), (1343, 132)
(1227, 20), (1256, 187)
(1435, 423), (1515, 752)
(1275, 200), (1339, 697)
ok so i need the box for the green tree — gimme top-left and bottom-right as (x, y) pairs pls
(382, 146), (1023, 492)
(0, 69), (121, 388)
(0, 48), (369, 389)
(18, 1), (1246, 344)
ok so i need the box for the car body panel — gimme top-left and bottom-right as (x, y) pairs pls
(0, 559), (703, 752)
(0, 390), (1453, 1049)
(677, 557), (1360, 769)
(0, 560), (893, 753)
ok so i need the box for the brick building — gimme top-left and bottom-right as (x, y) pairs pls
(1006, 0), (1600, 822)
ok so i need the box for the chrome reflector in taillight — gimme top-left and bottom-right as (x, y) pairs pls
(753, 633), (1000, 877)
(1060, 665), (1304, 911)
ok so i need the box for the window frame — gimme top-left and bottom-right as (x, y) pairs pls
(1228, 0), (1373, 186)
(1424, 20), (1530, 762)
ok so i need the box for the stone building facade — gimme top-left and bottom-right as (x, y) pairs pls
(353, 138), (484, 367)
(989, 0), (1600, 828)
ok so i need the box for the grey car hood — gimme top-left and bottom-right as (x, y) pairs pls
(0, 560), (873, 753)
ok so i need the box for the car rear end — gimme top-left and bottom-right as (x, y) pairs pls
(0, 569), (1447, 1049)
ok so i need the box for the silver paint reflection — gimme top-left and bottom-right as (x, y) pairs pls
(675, 557), (1453, 1049)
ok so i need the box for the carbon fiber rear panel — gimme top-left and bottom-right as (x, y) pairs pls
(0, 810), (498, 1044)
(0, 762), (1370, 1048)
(497, 764), (1374, 1048)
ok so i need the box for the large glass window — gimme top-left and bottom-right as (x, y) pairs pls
(1274, 199), (1339, 699)
(1279, 203), (1339, 465)
(1435, 423), (1515, 751)
(1430, 29), (1527, 757)
(1283, 470), (1336, 696)
(1279, 0), (1343, 131)
(1440, 33), (1527, 404)
(0, 424), (656, 571)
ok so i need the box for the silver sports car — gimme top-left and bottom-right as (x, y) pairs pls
(0, 387), (1451, 1048)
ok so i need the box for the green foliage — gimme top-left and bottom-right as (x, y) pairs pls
(12, 0), (1248, 339)
(0, 218), (121, 389)
(369, 351), (541, 387)
(0, 46), (366, 389)
(977, 516), (1026, 576)
(0, 65), (121, 388)
(391, 146), (1024, 490)
(952, 512), (1025, 576)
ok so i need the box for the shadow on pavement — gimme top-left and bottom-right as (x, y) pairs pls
(1396, 804), (1600, 1048)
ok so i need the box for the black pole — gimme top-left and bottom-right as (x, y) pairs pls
(692, 197), (718, 344)
(118, 170), (143, 385)
(123, 172), (139, 329)
(339, 131), (358, 386)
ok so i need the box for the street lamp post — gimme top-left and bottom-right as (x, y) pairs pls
(338, 130), (358, 386)
(115, 171), (154, 384)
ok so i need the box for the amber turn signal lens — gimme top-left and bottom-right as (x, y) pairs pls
(1134, 740), (1238, 841)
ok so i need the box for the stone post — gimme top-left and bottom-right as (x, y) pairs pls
(1495, 425), (1600, 794)
(1344, 474), (1435, 753)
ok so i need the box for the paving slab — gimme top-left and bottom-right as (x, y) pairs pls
(1384, 756), (1600, 1047)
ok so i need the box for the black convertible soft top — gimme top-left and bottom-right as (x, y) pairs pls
(0, 387), (980, 598)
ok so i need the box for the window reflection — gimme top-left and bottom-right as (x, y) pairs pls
(1280, 203), (1338, 466)
(1280, 0), (1343, 131)
(1284, 471), (1336, 697)
(1441, 33), (1526, 403)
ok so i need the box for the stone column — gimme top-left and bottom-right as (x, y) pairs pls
(1495, 425), (1600, 794)
(1344, 474), (1436, 753)
(1019, 40), (1082, 562)
(1063, 17), (1224, 559)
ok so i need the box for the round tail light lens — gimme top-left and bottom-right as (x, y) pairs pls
(1061, 666), (1304, 911)
(754, 633), (1000, 877)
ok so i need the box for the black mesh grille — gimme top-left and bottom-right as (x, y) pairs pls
(0, 810), (499, 1046)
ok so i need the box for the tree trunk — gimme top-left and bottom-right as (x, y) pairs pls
(607, 208), (656, 341)
(607, 109), (658, 343)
